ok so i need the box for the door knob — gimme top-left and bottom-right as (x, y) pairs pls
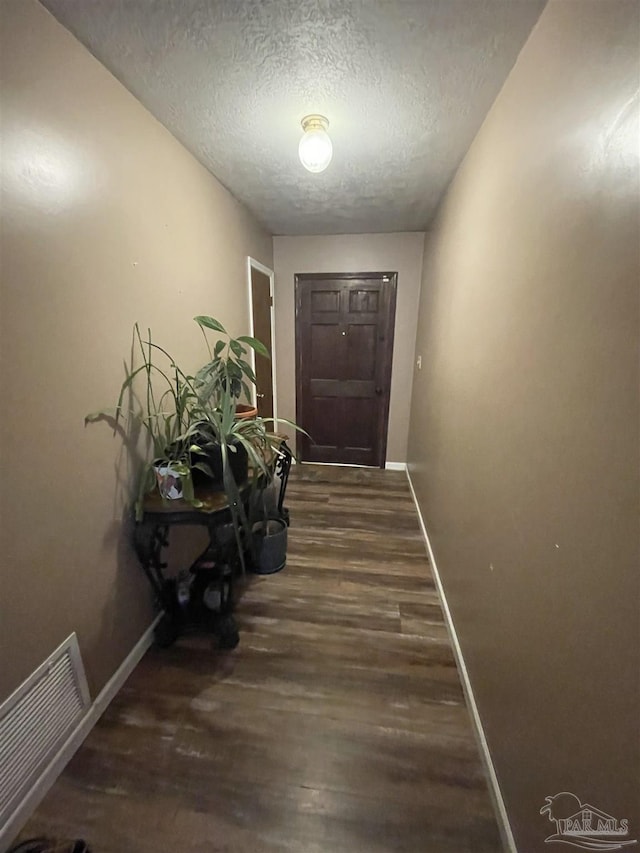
(375, 387), (382, 395)
(257, 393), (265, 399)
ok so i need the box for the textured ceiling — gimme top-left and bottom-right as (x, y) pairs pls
(41, 0), (546, 235)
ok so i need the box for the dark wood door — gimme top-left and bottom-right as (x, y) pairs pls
(295, 272), (397, 467)
(250, 266), (274, 419)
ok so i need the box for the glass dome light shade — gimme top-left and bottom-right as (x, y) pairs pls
(298, 115), (333, 173)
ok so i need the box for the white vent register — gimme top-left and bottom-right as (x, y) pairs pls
(0, 634), (90, 833)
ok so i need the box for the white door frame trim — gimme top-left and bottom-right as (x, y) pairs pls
(246, 257), (278, 427)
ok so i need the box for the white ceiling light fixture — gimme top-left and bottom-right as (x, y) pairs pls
(298, 114), (333, 173)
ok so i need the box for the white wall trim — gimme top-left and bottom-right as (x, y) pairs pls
(1, 616), (160, 850)
(405, 468), (517, 853)
(246, 256), (278, 427)
(300, 461), (369, 468)
(300, 461), (408, 470)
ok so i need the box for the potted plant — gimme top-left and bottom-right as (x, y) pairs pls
(87, 316), (307, 571)
(251, 517), (288, 574)
(183, 314), (267, 487)
(187, 316), (308, 571)
(187, 372), (298, 571)
(187, 313), (301, 493)
(193, 315), (269, 418)
(246, 444), (292, 574)
(86, 323), (200, 520)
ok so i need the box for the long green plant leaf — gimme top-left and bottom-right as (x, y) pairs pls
(194, 315), (226, 333)
(236, 358), (256, 384)
(229, 340), (245, 358)
(262, 417), (310, 437)
(236, 336), (270, 360)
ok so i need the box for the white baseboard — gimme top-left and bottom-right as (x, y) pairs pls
(405, 468), (517, 853)
(298, 461), (407, 471)
(300, 461), (370, 468)
(1, 615), (160, 851)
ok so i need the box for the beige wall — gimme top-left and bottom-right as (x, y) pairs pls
(273, 233), (425, 463)
(407, 1), (639, 850)
(0, 0), (272, 701)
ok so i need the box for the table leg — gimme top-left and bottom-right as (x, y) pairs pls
(134, 522), (183, 646)
(186, 524), (241, 649)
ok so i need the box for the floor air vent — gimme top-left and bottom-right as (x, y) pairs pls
(0, 633), (91, 831)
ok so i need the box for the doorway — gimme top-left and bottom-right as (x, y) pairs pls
(247, 258), (277, 421)
(295, 272), (397, 467)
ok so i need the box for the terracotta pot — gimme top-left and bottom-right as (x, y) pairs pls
(235, 402), (258, 419)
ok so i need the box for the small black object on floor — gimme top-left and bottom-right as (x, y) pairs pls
(8, 839), (91, 853)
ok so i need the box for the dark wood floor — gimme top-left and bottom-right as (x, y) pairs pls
(19, 465), (501, 853)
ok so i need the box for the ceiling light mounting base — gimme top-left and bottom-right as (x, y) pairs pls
(301, 114), (329, 134)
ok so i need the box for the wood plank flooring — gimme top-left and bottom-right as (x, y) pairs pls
(17, 465), (501, 853)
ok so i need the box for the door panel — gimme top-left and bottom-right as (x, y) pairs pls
(342, 397), (376, 448)
(311, 324), (341, 378)
(250, 266), (273, 419)
(295, 273), (397, 467)
(311, 289), (340, 313)
(346, 324), (377, 380)
(311, 397), (340, 447)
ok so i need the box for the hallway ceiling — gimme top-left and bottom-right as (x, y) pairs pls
(41, 0), (545, 236)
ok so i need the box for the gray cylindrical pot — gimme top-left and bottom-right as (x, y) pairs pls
(251, 517), (288, 574)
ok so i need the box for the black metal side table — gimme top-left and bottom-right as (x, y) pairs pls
(133, 485), (250, 650)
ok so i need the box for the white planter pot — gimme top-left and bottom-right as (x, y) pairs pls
(154, 463), (186, 500)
